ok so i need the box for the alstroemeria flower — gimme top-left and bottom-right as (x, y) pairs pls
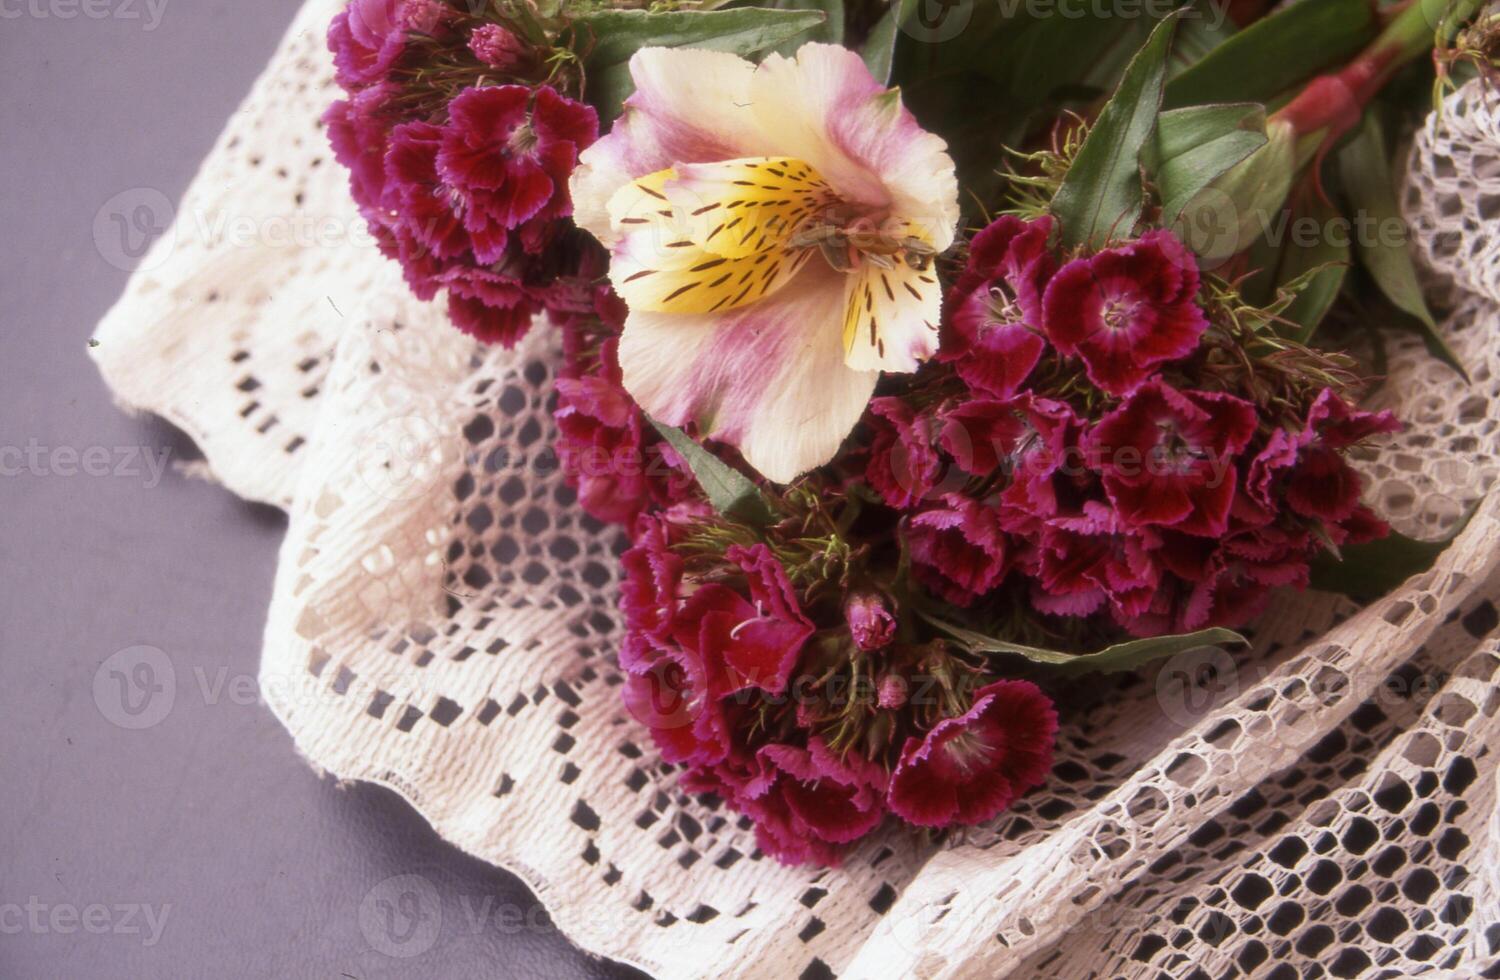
(570, 45), (959, 483)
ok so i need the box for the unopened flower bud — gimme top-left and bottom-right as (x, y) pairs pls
(469, 23), (528, 72)
(877, 674), (909, 710)
(401, 0), (449, 34)
(845, 592), (897, 651)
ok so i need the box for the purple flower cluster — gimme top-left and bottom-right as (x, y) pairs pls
(326, 0), (599, 345)
(618, 509), (1058, 865)
(867, 216), (1398, 634)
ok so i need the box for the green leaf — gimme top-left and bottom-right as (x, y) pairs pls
(1260, 193), (1351, 343)
(923, 613), (1248, 675)
(648, 419), (776, 526)
(1169, 1), (1238, 78)
(860, 3), (899, 85)
(1051, 13), (1179, 250)
(1280, 259), (1349, 344)
(1309, 505), (1479, 602)
(748, 0), (845, 54)
(1151, 103), (1269, 226)
(1163, 0), (1376, 110)
(1338, 113), (1469, 380)
(578, 8), (827, 120)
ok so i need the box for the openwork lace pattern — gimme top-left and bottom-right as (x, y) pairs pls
(89, 4), (1500, 976)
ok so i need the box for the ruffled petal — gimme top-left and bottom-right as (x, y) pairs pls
(618, 263), (876, 482)
(570, 47), (768, 247)
(748, 44), (959, 250)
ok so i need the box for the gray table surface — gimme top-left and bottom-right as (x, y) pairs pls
(0, 4), (645, 977)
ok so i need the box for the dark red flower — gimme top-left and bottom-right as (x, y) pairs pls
(437, 86), (598, 261)
(438, 265), (541, 345)
(1031, 503), (1161, 619)
(329, 61), (599, 348)
(887, 680), (1057, 828)
(942, 215), (1056, 398)
(908, 496), (1008, 607)
(621, 655), (731, 768)
(325, 84), (396, 221)
(386, 120), (471, 262)
(618, 544), (811, 768)
(1043, 230), (1208, 395)
(865, 397), (944, 509)
(328, 0), (405, 88)
(617, 508), (689, 662)
(741, 739), (887, 865)
(555, 338), (693, 525)
(994, 397), (1097, 536)
(1247, 389), (1399, 524)
(938, 399), (1028, 477)
(714, 545), (817, 695)
(1085, 382), (1256, 537)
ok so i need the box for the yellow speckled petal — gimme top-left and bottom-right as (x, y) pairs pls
(662, 157), (837, 258)
(841, 250), (942, 373)
(610, 227), (814, 315)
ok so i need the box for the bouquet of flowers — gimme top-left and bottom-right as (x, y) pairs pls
(324, 0), (1490, 867)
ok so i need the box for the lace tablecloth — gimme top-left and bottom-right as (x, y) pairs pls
(90, 2), (1500, 975)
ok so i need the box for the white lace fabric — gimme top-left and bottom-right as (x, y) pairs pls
(90, 3), (1500, 976)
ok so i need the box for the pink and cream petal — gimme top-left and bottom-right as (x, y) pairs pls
(841, 256), (943, 373)
(570, 47), (772, 246)
(618, 263), (878, 483)
(748, 44), (960, 250)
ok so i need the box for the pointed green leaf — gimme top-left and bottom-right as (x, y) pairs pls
(922, 613), (1247, 676)
(1163, 0), (1376, 109)
(1262, 193), (1350, 343)
(1151, 103), (1269, 226)
(648, 419), (776, 526)
(578, 8), (827, 120)
(1338, 113), (1469, 380)
(1168, 2), (1238, 78)
(1309, 505), (1479, 602)
(748, 0), (845, 55)
(860, 3), (899, 84)
(1051, 13), (1179, 250)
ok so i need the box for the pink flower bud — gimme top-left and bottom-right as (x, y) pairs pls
(469, 23), (528, 72)
(877, 675), (909, 710)
(845, 592), (896, 651)
(401, 0), (448, 34)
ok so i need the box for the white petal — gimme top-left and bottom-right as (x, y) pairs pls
(618, 263), (877, 483)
